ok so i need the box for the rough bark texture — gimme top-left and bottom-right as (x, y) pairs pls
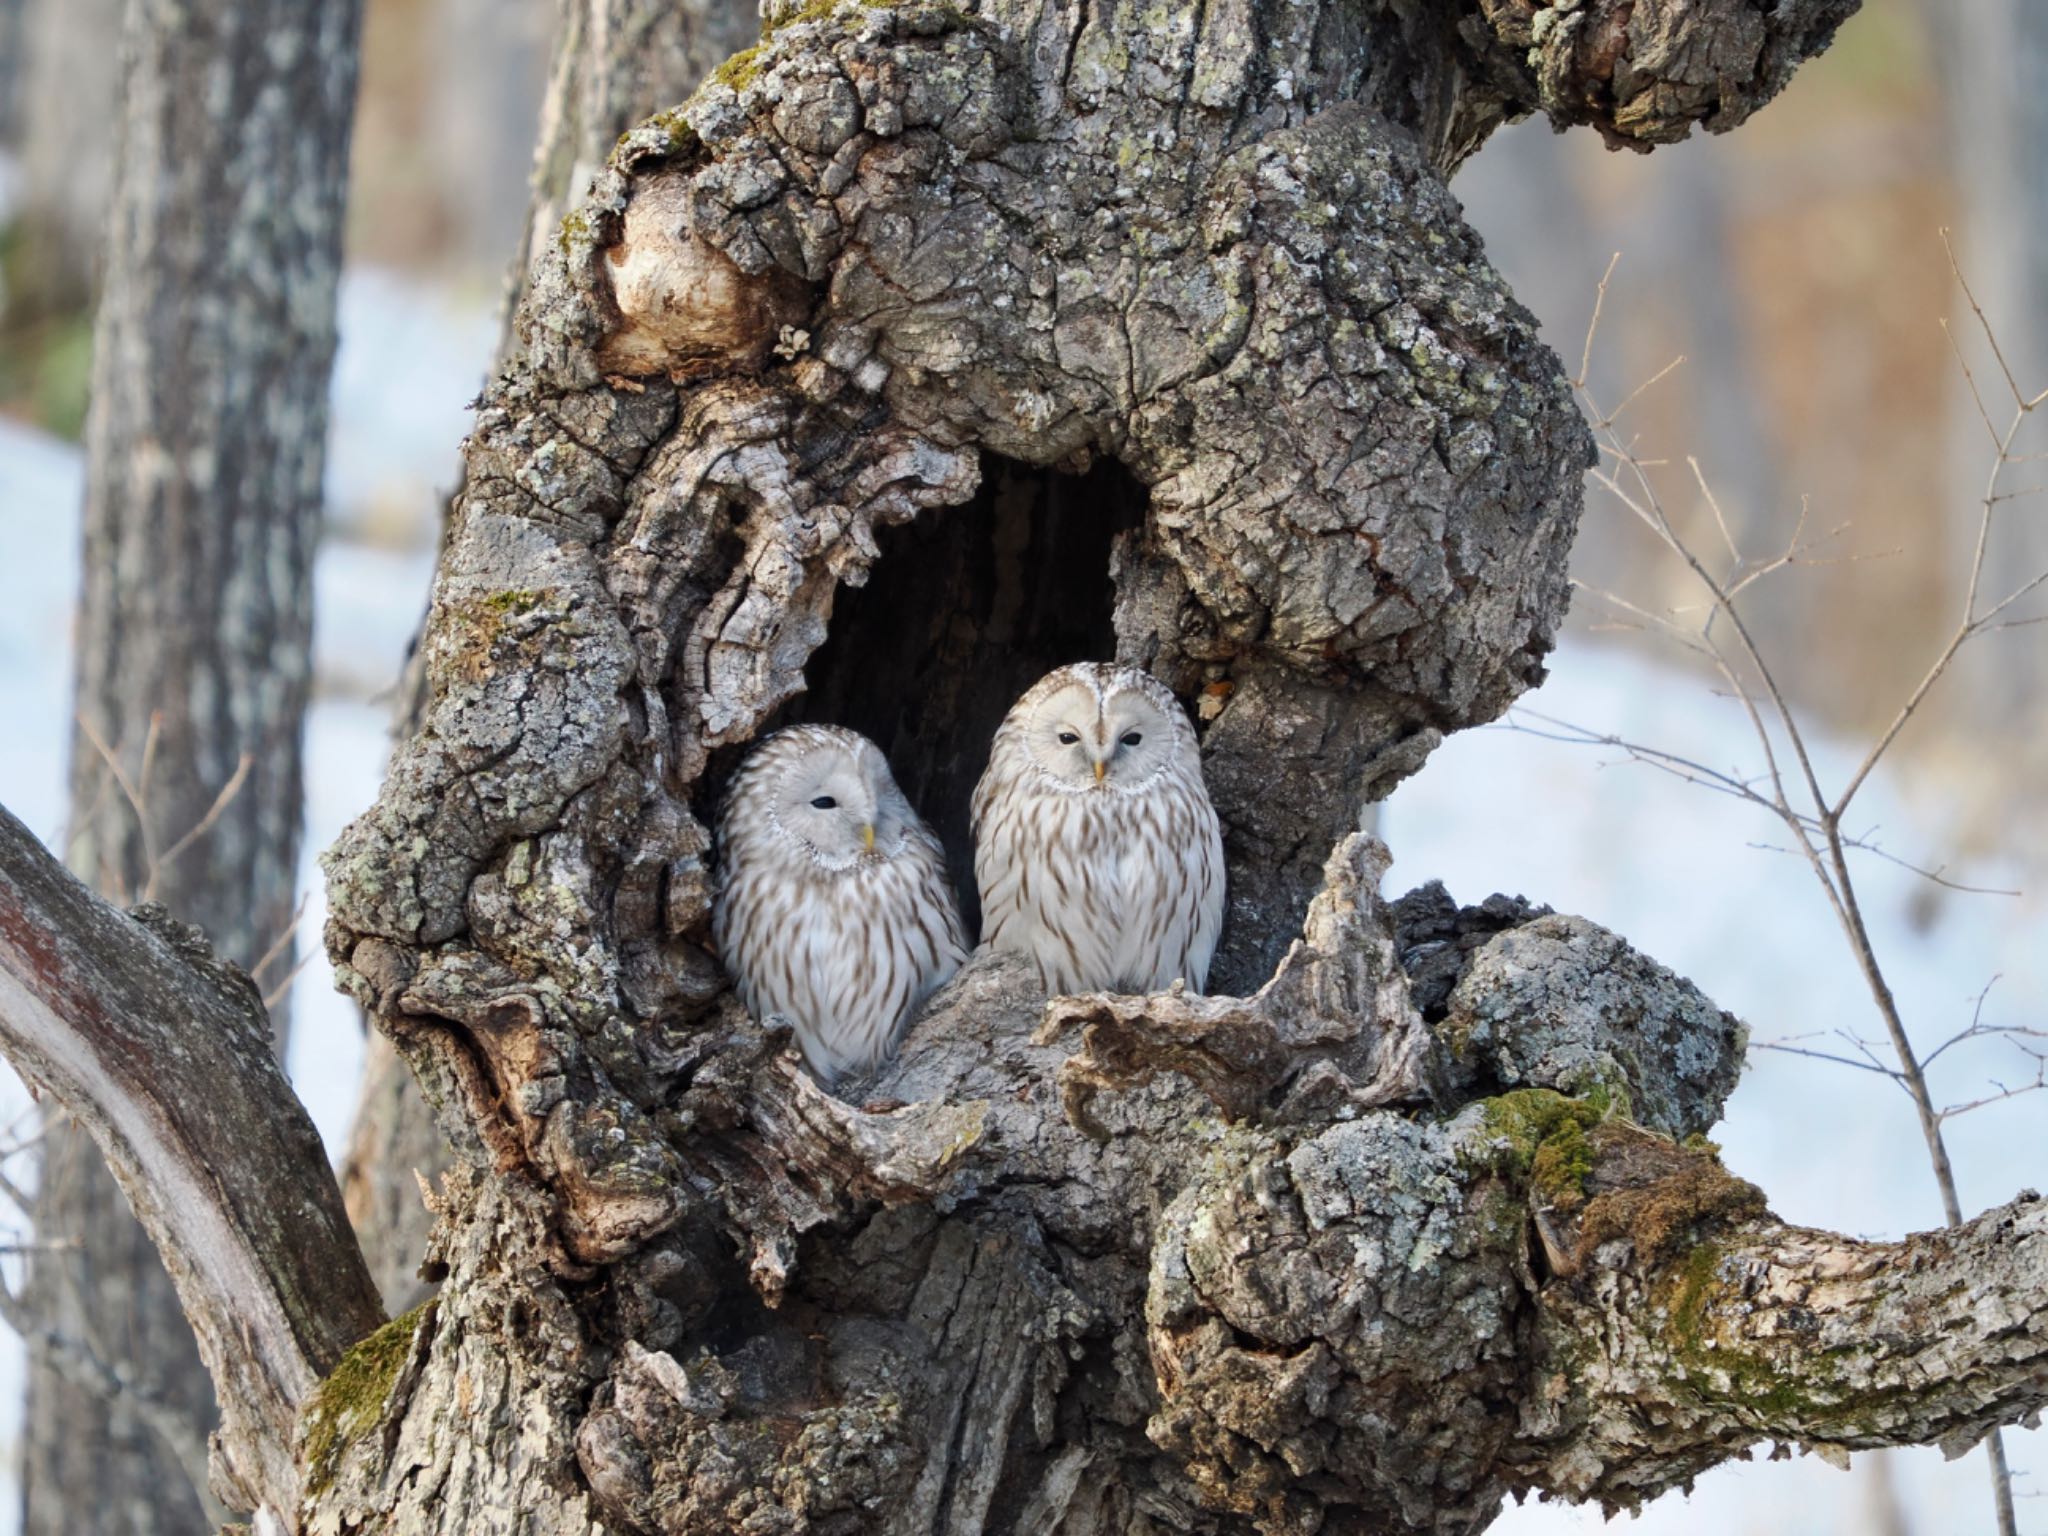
(24, 0), (363, 1531)
(0, 804), (383, 1522)
(292, 4), (2048, 1535)
(30, 0), (2031, 1531)
(6, 0), (2032, 1523)
(510, 0), (763, 343)
(340, 1034), (458, 1315)
(344, 0), (759, 1328)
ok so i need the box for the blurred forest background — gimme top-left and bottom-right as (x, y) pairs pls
(0, 0), (2043, 1531)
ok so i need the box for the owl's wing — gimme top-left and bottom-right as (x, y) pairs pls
(1181, 793), (1227, 994)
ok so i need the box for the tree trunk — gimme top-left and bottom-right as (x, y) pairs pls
(13, 2), (2048, 1535)
(342, 0), (759, 1317)
(508, 0), (761, 347)
(0, 0), (120, 432)
(1941, 0), (2048, 860)
(24, 0), (363, 1531)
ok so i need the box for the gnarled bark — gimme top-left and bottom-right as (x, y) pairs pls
(300, 2), (2046, 1533)
(346, 0), (758, 1332)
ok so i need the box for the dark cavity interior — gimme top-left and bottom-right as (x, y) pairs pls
(787, 453), (1148, 938)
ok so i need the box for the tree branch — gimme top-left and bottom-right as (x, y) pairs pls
(1463, 0), (1862, 151)
(0, 802), (383, 1522)
(1517, 1130), (2048, 1509)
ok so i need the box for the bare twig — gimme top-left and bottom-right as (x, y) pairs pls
(248, 891), (311, 984)
(1567, 246), (2047, 1535)
(146, 752), (253, 901)
(74, 714), (159, 890)
(261, 947), (320, 1012)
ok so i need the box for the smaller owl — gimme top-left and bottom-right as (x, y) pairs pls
(713, 725), (968, 1083)
(972, 663), (1225, 996)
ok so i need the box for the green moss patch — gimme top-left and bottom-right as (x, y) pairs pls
(1473, 1088), (1613, 1210)
(1574, 1124), (1766, 1266)
(301, 1301), (435, 1495)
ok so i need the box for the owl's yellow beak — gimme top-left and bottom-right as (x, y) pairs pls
(861, 822), (876, 851)
(1093, 759), (1107, 783)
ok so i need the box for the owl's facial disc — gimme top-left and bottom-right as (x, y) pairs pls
(1097, 690), (1173, 788)
(778, 748), (904, 869)
(1028, 681), (1174, 791)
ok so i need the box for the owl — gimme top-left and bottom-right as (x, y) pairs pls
(971, 663), (1225, 996)
(713, 725), (968, 1083)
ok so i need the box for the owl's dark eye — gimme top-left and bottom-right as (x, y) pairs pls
(810, 795), (837, 810)
(1057, 731), (1080, 745)
(1120, 731), (1143, 747)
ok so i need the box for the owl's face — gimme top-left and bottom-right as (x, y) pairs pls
(768, 737), (916, 872)
(1022, 674), (1180, 794)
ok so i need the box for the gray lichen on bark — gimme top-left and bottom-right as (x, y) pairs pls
(305, 1), (2048, 1533)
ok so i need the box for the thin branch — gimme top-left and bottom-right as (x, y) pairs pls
(1577, 251), (1620, 392)
(248, 891), (311, 983)
(74, 714), (160, 880)
(1943, 227), (2027, 411)
(261, 947), (320, 1012)
(1599, 354), (1686, 429)
(1751, 1037), (1905, 1081)
(145, 752), (253, 901)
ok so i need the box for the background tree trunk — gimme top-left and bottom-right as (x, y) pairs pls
(1934, 0), (2048, 866)
(23, 0), (363, 1530)
(0, 0), (120, 434)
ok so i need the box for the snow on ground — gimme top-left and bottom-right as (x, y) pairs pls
(0, 266), (2042, 1532)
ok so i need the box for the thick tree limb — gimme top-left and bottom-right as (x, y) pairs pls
(1515, 1137), (2048, 1509)
(0, 803), (383, 1522)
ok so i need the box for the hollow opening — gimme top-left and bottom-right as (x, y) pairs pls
(785, 453), (1149, 937)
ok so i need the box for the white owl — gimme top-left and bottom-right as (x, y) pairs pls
(713, 725), (969, 1083)
(971, 663), (1226, 996)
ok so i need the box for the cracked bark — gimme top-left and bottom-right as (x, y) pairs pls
(23, 0), (363, 1531)
(20, 0), (2042, 1533)
(345, 0), (756, 1326)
